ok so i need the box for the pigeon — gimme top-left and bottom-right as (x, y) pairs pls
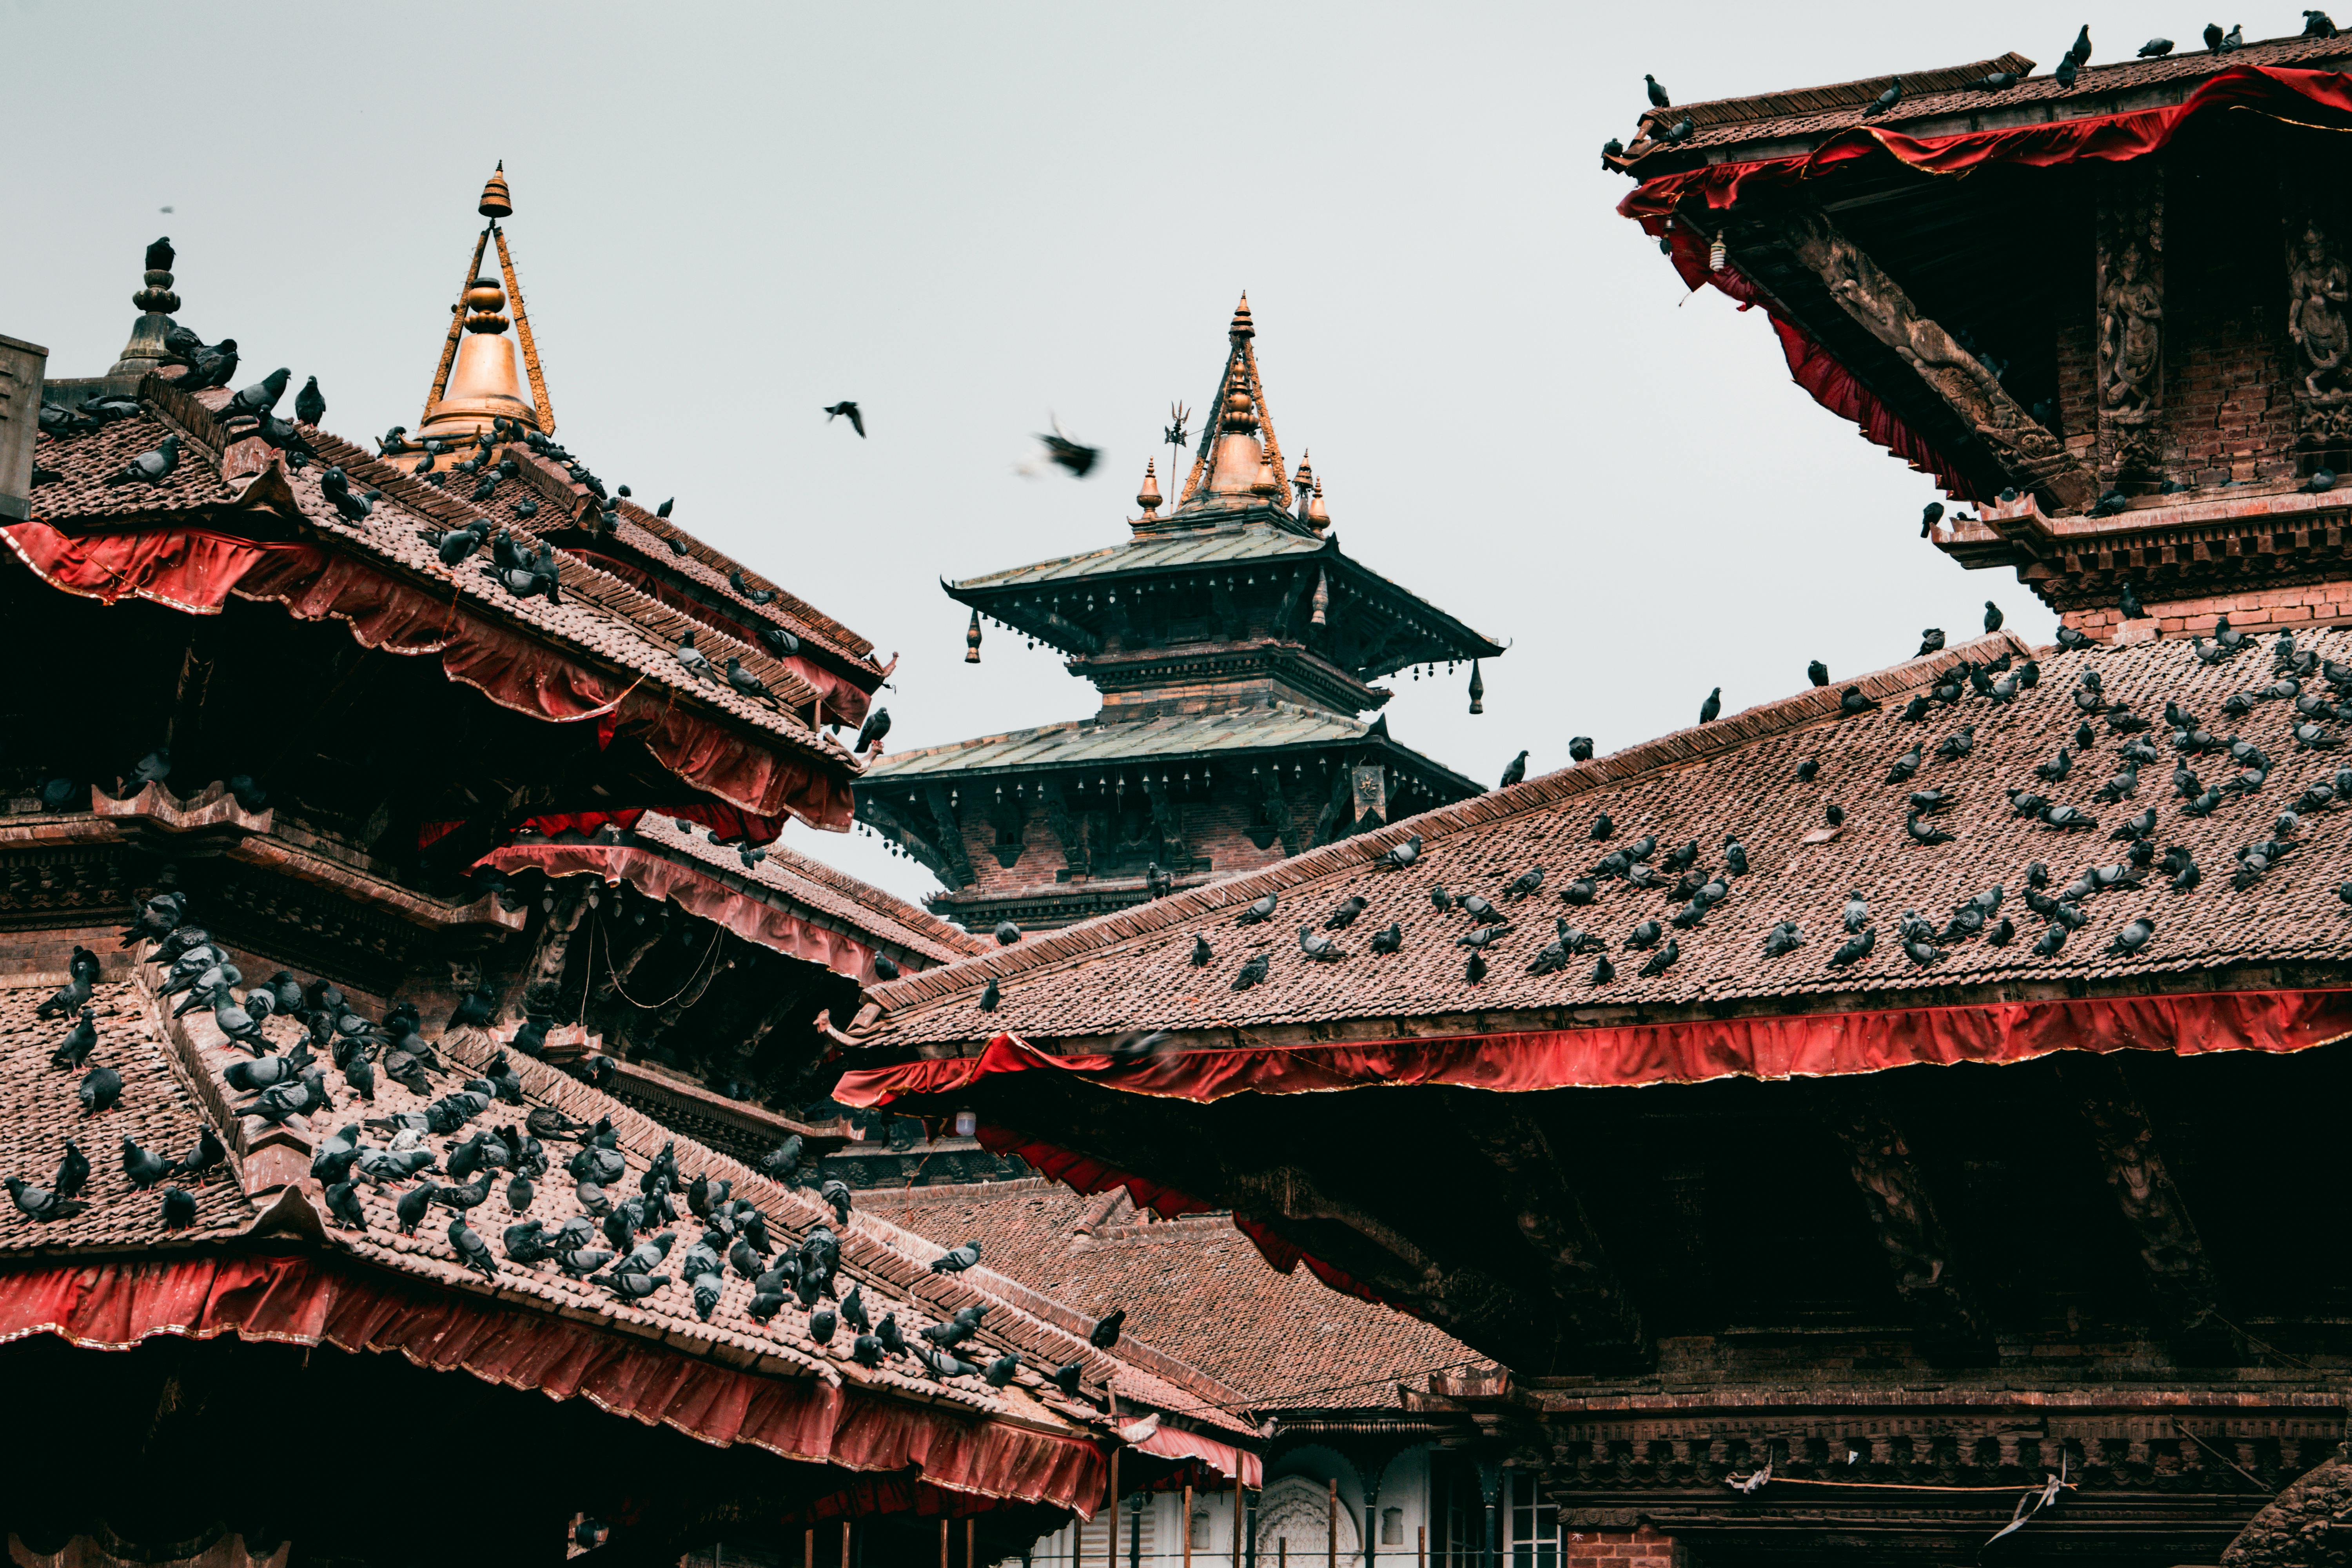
(978, 977), (1000, 1011)
(50, 1008), (98, 1070)
(824, 401), (866, 437)
(160, 1185), (198, 1230)
(2041, 805), (2098, 831)
(1761, 922), (1806, 958)
(1325, 896), (1369, 928)
(1918, 502), (1944, 539)
(1646, 73), (1671, 107)
(2033, 921), (2070, 958)
(1367, 923), (1403, 955)
(1189, 935), (1213, 966)
(1886, 746), (1922, 784)
(1839, 687), (1877, 717)
(102, 434), (181, 486)
(722, 658), (774, 705)
(7, 1179), (87, 1223)
(1589, 814), (1615, 841)
(929, 1239), (981, 1274)
(1500, 750), (1528, 788)
(1237, 893), (1278, 926)
(2108, 917), (2156, 957)
(1570, 736), (1595, 762)
(1984, 601), (2005, 633)
(1090, 1306), (1126, 1348)
(1797, 759), (1820, 782)
(1635, 939), (1679, 978)
(79, 1065), (123, 1115)
(1808, 660), (1829, 687)
(1918, 628), (1945, 657)
(120, 1137), (173, 1189)
(1298, 926), (1345, 962)
(821, 1179), (854, 1227)
(1624, 920), (1662, 951)
(1902, 936), (1944, 968)
(1378, 834), (1423, 869)
(1825, 804), (1846, 828)
(1586, 953), (1616, 985)
(1904, 812), (1955, 847)
(1699, 688), (1721, 725)
(2140, 36), (2176, 54)
(220, 367), (291, 422)
(1829, 927), (1876, 967)
(2068, 23), (2093, 64)
(1032, 416), (1100, 477)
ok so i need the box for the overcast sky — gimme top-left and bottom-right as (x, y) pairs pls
(11, 1), (2178, 903)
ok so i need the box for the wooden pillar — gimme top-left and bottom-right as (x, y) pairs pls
(805, 1528), (814, 1568)
(941, 1517), (951, 1568)
(1327, 1479), (1338, 1568)
(1231, 1475), (1243, 1568)
(1183, 1483), (1194, 1568)
(1416, 1527), (1425, 1568)
(967, 1518), (976, 1568)
(841, 1522), (851, 1568)
(1107, 1450), (1120, 1568)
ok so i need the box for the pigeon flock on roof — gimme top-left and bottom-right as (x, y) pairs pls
(5, 882), (1129, 1406)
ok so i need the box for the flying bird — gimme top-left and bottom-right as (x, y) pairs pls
(1029, 416), (1100, 478)
(824, 401), (866, 437)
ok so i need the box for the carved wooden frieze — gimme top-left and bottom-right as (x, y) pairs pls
(2284, 201), (2352, 448)
(2097, 165), (2167, 481)
(1778, 209), (2097, 510)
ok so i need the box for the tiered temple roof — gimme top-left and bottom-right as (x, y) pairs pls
(863, 300), (1503, 929)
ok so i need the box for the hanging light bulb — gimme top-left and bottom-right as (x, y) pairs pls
(1709, 237), (1728, 273)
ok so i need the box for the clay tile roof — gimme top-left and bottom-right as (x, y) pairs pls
(28, 387), (857, 778)
(630, 812), (988, 963)
(864, 627), (2352, 1044)
(32, 955), (1251, 1441)
(0, 980), (256, 1250)
(1630, 31), (2352, 160)
(859, 1179), (1477, 1411)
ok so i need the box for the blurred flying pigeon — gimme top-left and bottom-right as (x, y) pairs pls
(824, 401), (866, 437)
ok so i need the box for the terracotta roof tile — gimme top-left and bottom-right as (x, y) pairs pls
(865, 628), (2352, 1043)
(858, 1179), (1477, 1410)
(0, 981), (257, 1250)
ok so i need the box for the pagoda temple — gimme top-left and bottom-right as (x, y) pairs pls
(834, 34), (2352, 1568)
(0, 170), (1290, 1565)
(859, 299), (1503, 932)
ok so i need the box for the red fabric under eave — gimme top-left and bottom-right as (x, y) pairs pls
(1619, 64), (2352, 500)
(0, 1251), (1109, 1514)
(840, 989), (2352, 1107)
(1, 520), (853, 831)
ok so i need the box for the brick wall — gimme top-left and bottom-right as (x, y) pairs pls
(951, 774), (1321, 897)
(2062, 577), (2352, 642)
(2163, 162), (2299, 486)
(1561, 1526), (1683, 1568)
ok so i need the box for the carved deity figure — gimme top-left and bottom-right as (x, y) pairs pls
(2288, 222), (2352, 399)
(2101, 241), (2164, 414)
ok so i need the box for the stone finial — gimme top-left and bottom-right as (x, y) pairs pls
(1137, 457), (1161, 517)
(479, 161), (513, 219)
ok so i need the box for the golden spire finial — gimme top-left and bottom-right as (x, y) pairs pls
(479, 161), (513, 220)
(1137, 457), (1162, 517)
(1292, 451), (1314, 506)
(1305, 473), (1330, 532)
(1229, 292), (1254, 340)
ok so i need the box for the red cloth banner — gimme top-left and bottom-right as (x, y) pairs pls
(475, 838), (889, 981)
(838, 989), (2352, 1105)
(416, 804), (789, 851)
(0, 1251), (1109, 1514)
(2, 521), (852, 830)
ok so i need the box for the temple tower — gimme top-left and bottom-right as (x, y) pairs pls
(860, 298), (1503, 931)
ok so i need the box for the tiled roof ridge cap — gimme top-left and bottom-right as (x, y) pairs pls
(739, 835), (989, 956)
(1656, 49), (2036, 126)
(863, 629), (2037, 1018)
(845, 1205), (1257, 1415)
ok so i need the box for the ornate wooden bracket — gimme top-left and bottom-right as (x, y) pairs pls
(1821, 1091), (1993, 1361)
(2053, 1053), (2234, 1356)
(1769, 207), (2098, 512)
(1258, 767), (1303, 858)
(1039, 775), (1090, 877)
(924, 783), (976, 887)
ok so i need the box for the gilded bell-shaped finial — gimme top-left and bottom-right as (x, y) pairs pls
(965, 608), (983, 664)
(1467, 659), (1486, 715)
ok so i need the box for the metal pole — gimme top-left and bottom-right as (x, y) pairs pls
(1108, 1450), (1120, 1568)
(1365, 1495), (1377, 1568)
